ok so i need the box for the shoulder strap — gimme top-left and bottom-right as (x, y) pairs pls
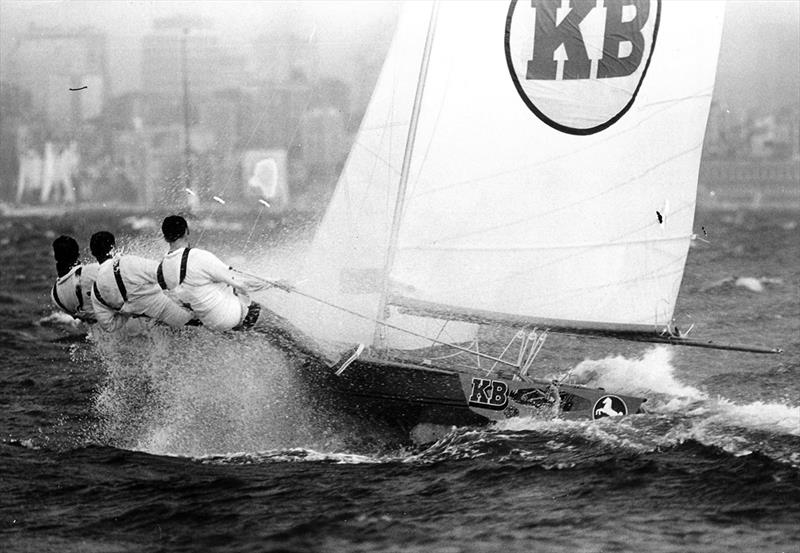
(52, 282), (69, 313)
(74, 266), (84, 311)
(179, 247), (191, 284)
(92, 281), (117, 311)
(156, 262), (168, 290)
(112, 258), (128, 302)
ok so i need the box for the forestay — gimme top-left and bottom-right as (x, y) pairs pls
(282, 1), (726, 349)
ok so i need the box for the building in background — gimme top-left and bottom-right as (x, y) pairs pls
(297, 107), (346, 210)
(253, 30), (319, 86)
(2, 7), (794, 210)
(5, 24), (109, 128)
(142, 15), (247, 98)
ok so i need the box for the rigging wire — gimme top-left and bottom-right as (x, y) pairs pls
(233, 269), (521, 369)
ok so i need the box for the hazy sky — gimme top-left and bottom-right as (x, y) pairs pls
(1, 0), (798, 112)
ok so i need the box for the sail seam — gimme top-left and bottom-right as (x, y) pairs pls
(400, 233), (693, 252)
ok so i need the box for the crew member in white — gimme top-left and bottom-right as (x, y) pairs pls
(157, 215), (363, 372)
(50, 235), (98, 323)
(89, 231), (197, 332)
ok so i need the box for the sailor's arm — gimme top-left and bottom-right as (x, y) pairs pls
(199, 251), (254, 296)
(73, 309), (97, 325)
(136, 256), (160, 285)
(91, 293), (130, 332)
(50, 287), (71, 316)
(222, 272), (252, 297)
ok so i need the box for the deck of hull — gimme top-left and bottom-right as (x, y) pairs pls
(263, 325), (645, 436)
(297, 353), (646, 435)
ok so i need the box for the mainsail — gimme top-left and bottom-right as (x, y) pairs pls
(279, 1), (726, 350)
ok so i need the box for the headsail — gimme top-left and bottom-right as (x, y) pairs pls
(283, 1), (726, 348)
(277, 2), (476, 350)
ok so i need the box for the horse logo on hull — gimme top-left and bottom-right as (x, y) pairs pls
(593, 395), (628, 419)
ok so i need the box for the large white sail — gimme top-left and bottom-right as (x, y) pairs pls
(284, 0), (725, 347)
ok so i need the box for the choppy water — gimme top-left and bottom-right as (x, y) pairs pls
(1, 208), (798, 552)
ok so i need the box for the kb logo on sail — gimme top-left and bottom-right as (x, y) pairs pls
(505, 0), (660, 134)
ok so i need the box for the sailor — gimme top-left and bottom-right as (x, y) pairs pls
(546, 379), (560, 405)
(50, 235), (98, 323)
(89, 231), (197, 333)
(157, 215), (363, 372)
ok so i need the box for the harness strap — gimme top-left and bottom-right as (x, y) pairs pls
(180, 247), (191, 284)
(52, 282), (69, 313)
(157, 247), (191, 290)
(92, 282), (119, 311)
(156, 262), (167, 290)
(74, 266), (84, 311)
(112, 259), (128, 302)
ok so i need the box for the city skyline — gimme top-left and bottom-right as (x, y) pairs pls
(1, 0), (798, 114)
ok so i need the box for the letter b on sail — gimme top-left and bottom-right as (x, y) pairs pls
(505, 0), (660, 134)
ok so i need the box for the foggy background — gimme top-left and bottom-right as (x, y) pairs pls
(1, 0), (798, 211)
(2, 1), (798, 109)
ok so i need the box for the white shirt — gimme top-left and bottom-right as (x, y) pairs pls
(51, 263), (99, 322)
(92, 254), (194, 332)
(159, 247), (246, 331)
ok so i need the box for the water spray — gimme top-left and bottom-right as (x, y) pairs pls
(232, 269), (522, 370)
(244, 199), (271, 253)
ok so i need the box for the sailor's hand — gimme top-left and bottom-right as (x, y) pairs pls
(272, 279), (294, 292)
(253, 278), (293, 292)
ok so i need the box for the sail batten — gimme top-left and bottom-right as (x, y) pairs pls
(390, 294), (664, 333)
(400, 233), (693, 252)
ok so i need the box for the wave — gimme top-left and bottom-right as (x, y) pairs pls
(198, 448), (383, 465)
(699, 275), (784, 293)
(86, 328), (798, 467)
(443, 346), (800, 465)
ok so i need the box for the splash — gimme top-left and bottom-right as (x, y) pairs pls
(569, 346), (706, 401)
(38, 310), (83, 329)
(696, 398), (800, 437)
(89, 325), (382, 458)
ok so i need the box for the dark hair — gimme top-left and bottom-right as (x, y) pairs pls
(52, 235), (80, 276)
(90, 231), (116, 262)
(162, 215), (188, 242)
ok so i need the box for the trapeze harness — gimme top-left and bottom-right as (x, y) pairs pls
(92, 259), (128, 312)
(155, 247), (260, 331)
(52, 266), (84, 315)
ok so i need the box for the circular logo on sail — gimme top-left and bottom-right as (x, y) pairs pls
(504, 0), (661, 135)
(592, 395), (628, 419)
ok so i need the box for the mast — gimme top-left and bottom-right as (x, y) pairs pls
(181, 27), (195, 213)
(373, 1), (440, 351)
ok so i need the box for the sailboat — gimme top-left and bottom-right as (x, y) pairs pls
(260, 0), (779, 437)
